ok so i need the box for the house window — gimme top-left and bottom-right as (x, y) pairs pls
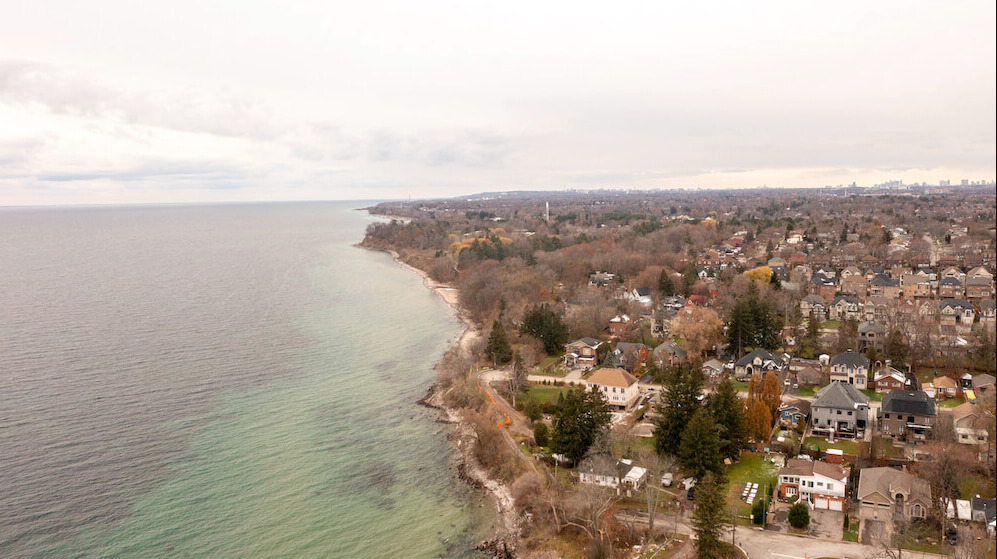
(837, 410), (842, 415)
(827, 483), (834, 491)
(848, 411), (852, 416)
(884, 413), (890, 419)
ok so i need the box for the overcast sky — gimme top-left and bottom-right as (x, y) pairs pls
(2, 1), (995, 205)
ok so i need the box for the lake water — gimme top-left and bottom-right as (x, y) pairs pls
(0, 202), (492, 558)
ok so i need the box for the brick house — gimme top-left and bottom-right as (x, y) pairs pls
(778, 459), (848, 511)
(879, 390), (937, 444)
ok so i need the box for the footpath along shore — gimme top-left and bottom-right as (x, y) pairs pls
(369, 245), (521, 557)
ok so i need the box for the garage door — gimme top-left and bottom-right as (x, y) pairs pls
(814, 497), (828, 510)
(829, 499), (843, 511)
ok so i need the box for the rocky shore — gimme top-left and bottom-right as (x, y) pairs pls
(371, 244), (521, 558)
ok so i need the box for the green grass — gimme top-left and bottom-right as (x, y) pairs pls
(843, 521), (859, 542)
(803, 436), (865, 456)
(797, 385), (816, 397)
(821, 319), (840, 329)
(938, 397), (964, 408)
(959, 474), (997, 500)
(629, 437), (657, 455)
(860, 389), (883, 402)
(874, 436), (901, 458)
(732, 380), (750, 392)
(521, 385), (568, 405)
(726, 453), (779, 519)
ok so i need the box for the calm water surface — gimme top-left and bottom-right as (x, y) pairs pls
(0, 202), (491, 558)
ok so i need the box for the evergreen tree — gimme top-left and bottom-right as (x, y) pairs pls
(485, 319), (513, 365)
(551, 385), (611, 464)
(707, 378), (747, 461)
(658, 269), (675, 296)
(788, 502), (810, 528)
(679, 408), (723, 482)
(519, 303), (569, 354)
(727, 292), (781, 355)
(693, 471), (728, 559)
(654, 367), (704, 456)
(533, 422), (549, 447)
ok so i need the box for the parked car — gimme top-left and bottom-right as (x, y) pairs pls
(945, 527), (957, 545)
(661, 472), (673, 487)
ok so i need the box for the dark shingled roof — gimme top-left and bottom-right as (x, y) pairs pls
(830, 350), (869, 369)
(940, 298), (974, 311)
(882, 390), (937, 417)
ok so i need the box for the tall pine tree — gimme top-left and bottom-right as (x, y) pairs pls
(707, 378), (746, 461)
(654, 367), (704, 456)
(693, 471), (729, 559)
(679, 408), (723, 482)
(485, 319), (513, 365)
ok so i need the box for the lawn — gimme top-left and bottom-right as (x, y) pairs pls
(732, 380), (750, 392)
(726, 453), (779, 521)
(522, 385), (568, 405)
(843, 520), (859, 542)
(959, 473), (997, 500)
(874, 436), (901, 459)
(803, 436), (865, 456)
(938, 397), (964, 408)
(797, 385), (816, 397)
(821, 319), (840, 329)
(860, 389), (883, 402)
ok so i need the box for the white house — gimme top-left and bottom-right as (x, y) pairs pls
(578, 455), (648, 492)
(586, 367), (640, 410)
(777, 459), (848, 511)
(829, 351), (870, 390)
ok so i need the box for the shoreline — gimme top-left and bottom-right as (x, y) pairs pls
(361, 243), (520, 557)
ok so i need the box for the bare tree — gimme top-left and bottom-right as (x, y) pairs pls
(562, 484), (620, 553)
(507, 351), (527, 407)
(635, 449), (675, 534)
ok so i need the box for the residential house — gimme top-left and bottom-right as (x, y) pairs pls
(857, 467), (931, 521)
(940, 266), (966, 282)
(800, 294), (828, 321)
(589, 271), (616, 287)
(606, 342), (648, 372)
(577, 455), (647, 492)
(840, 265), (862, 279)
(879, 390), (937, 443)
(863, 296), (892, 323)
(972, 374), (995, 397)
(829, 351), (870, 390)
(937, 276), (965, 299)
(564, 338), (603, 370)
(857, 321), (888, 353)
(828, 296), (862, 321)
(869, 274), (901, 300)
(952, 402), (990, 447)
(864, 266), (886, 281)
(811, 381), (870, 439)
(967, 266), (993, 280)
(608, 314), (631, 336)
(777, 399), (811, 428)
(626, 287), (653, 306)
(809, 276), (837, 302)
(653, 340), (687, 367)
(702, 358), (726, 378)
(778, 459), (848, 511)
(873, 367), (910, 392)
(939, 298), (975, 334)
(734, 350), (785, 380)
(796, 365), (824, 387)
(901, 273), (933, 299)
(586, 367), (640, 410)
(966, 276), (995, 299)
(840, 274), (868, 298)
(925, 375), (958, 400)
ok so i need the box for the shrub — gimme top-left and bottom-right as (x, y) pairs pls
(751, 497), (766, 525)
(523, 400), (543, 422)
(788, 502), (810, 529)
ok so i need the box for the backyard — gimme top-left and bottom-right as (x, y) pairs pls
(803, 436), (866, 456)
(726, 452), (779, 523)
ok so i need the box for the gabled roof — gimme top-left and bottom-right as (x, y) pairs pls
(735, 349), (782, 368)
(813, 381), (869, 410)
(858, 321), (887, 334)
(586, 367), (638, 388)
(830, 351), (870, 369)
(874, 367), (907, 383)
(882, 390), (937, 417)
(779, 398), (811, 415)
(939, 277), (962, 286)
(940, 298), (974, 312)
(973, 374), (996, 390)
(858, 467), (930, 504)
(779, 458), (846, 482)
(830, 295), (859, 306)
(654, 340), (687, 360)
(568, 337), (603, 349)
(870, 273), (900, 287)
(802, 294), (826, 304)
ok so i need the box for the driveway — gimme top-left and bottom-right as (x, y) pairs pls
(862, 518), (890, 547)
(809, 509), (844, 540)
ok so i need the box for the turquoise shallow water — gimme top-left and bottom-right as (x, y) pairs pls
(0, 202), (491, 558)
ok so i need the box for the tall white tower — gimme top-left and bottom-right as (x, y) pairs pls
(545, 201), (550, 224)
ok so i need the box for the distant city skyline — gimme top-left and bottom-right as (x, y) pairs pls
(1, 1), (994, 206)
